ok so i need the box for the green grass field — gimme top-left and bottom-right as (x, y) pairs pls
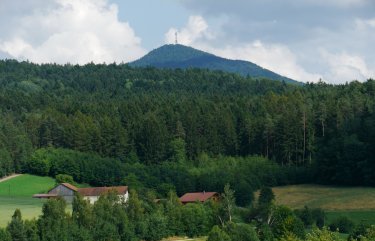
(0, 197), (47, 227)
(270, 185), (375, 210)
(0, 174), (56, 197)
(264, 185), (375, 226)
(0, 174), (56, 227)
(326, 210), (375, 225)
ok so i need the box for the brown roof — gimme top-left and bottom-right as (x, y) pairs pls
(61, 183), (79, 192)
(77, 186), (128, 197)
(179, 192), (218, 203)
(33, 194), (59, 198)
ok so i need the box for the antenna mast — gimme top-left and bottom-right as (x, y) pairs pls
(175, 31), (178, 45)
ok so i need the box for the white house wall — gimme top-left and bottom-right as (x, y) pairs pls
(83, 191), (129, 204)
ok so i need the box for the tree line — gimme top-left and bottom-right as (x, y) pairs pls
(1, 186), (374, 241)
(0, 60), (374, 187)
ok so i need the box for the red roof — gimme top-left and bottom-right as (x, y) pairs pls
(179, 192), (218, 203)
(77, 186), (128, 197)
(61, 183), (78, 192)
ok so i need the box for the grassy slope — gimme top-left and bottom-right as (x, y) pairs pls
(269, 184), (375, 225)
(271, 185), (375, 210)
(0, 174), (56, 197)
(0, 174), (56, 227)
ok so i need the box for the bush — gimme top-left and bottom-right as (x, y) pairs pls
(55, 174), (74, 185)
(349, 222), (370, 240)
(225, 223), (259, 241)
(295, 206), (314, 227)
(311, 208), (325, 228)
(306, 227), (342, 241)
(0, 228), (11, 241)
(181, 203), (210, 237)
(207, 226), (231, 241)
(360, 225), (375, 241)
(329, 216), (355, 233)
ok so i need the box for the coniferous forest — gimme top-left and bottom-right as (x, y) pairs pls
(0, 60), (374, 240)
(0, 60), (374, 189)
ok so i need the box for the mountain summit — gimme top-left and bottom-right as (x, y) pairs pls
(130, 44), (298, 84)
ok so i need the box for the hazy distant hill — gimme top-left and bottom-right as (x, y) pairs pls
(130, 44), (299, 84)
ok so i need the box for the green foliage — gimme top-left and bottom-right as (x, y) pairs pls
(181, 203), (210, 237)
(257, 223), (274, 241)
(295, 206), (314, 227)
(26, 148), (123, 186)
(145, 211), (168, 241)
(305, 227), (343, 241)
(0, 60), (373, 190)
(270, 206), (305, 239)
(349, 222), (370, 240)
(258, 187), (275, 207)
(169, 138), (187, 163)
(207, 226), (232, 241)
(0, 228), (11, 241)
(55, 174), (74, 185)
(0, 149), (13, 177)
(359, 225), (375, 241)
(27, 149), (51, 176)
(38, 198), (69, 241)
(219, 184), (236, 225)
(329, 216), (355, 233)
(279, 232), (302, 241)
(224, 223), (259, 241)
(295, 206), (325, 228)
(23, 220), (39, 241)
(312, 208), (326, 229)
(7, 209), (26, 241)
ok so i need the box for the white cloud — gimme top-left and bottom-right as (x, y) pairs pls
(165, 15), (321, 83)
(356, 18), (375, 29)
(320, 50), (375, 83)
(0, 0), (146, 64)
(208, 42), (322, 83)
(165, 16), (213, 45)
(300, 0), (368, 7)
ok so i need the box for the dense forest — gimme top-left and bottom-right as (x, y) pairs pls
(0, 59), (374, 196)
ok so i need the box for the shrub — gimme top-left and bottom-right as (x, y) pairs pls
(225, 223), (259, 241)
(55, 174), (74, 185)
(207, 226), (231, 241)
(329, 216), (355, 233)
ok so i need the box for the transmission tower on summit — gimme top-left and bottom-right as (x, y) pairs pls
(175, 31), (178, 45)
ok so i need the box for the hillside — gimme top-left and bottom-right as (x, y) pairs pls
(269, 185), (375, 210)
(0, 60), (374, 192)
(130, 44), (299, 84)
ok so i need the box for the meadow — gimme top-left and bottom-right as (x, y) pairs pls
(0, 174), (55, 227)
(268, 184), (375, 226)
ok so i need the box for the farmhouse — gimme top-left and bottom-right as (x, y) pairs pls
(179, 191), (219, 204)
(33, 183), (129, 204)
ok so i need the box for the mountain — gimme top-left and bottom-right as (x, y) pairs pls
(130, 44), (299, 84)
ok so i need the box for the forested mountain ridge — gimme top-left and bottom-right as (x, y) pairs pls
(0, 59), (374, 191)
(130, 44), (299, 84)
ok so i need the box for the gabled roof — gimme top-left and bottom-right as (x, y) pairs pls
(77, 186), (128, 197)
(61, 183), (78, 192)
(179, 192), (218, 203)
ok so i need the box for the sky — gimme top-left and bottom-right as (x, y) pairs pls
(0, 0), (374, 84)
